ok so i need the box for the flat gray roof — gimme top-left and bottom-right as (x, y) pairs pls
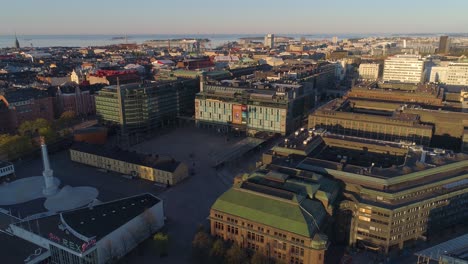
(415, 234), (468, 261)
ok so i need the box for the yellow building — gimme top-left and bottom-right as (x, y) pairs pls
(70, 143), (188, 185)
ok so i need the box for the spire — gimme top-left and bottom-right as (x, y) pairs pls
(14, 32), (20, 50)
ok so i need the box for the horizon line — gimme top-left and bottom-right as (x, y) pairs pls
(3, 32), (468, 36)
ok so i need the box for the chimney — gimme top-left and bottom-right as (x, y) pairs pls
(200, 72), (206, 92)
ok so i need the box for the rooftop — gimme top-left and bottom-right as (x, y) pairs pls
(1, 88), (51, 103)
(415, 234), (468, 262)
(211, 187), (326, 238)
(14, 193), (160, 254)
(212, 169), (339, 238)
(0, 232), (48, 264)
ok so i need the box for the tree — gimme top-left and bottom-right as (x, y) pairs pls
(209, 239), (226, 263)
(153, 232), (169, 257)
(56, 110), (77, 128)
(192, 230), (213, 263)
(225, 243), (248, 264)
(251, 251), (270, 264)
(0, 134), (33, 160)
(19, 118), (52, 137)
(38, 126), (57, 143)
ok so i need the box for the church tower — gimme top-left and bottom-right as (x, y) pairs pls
(14, 33), (20, 49)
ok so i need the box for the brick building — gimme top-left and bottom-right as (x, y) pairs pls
(210, 169), (339, 264)
(56, 85), (96, 117)
(0, 88), (54, 133)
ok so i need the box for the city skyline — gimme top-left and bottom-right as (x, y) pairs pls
(1, 0), (467, 35)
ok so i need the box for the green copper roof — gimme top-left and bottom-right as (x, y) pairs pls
(211, 188), (324, 237)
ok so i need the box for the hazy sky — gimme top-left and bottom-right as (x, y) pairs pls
(1, 0), (467, 35)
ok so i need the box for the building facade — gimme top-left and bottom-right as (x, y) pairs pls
(195, 80), (314, 136)
(428, 66), (448, 83)
(383, 55), (425, 84)
(95, 80), (198, 138)
(56, 86), (96, 117)
(0, 89), (55, 132)
(264, 34), (275, 48)
(10, 193), (164, 264)
(308, 99), (434, 146)
(438, 36), (450, 54)
(210, 169), (339, 264)
(262, 131), (468, 255)
(70, 143), (188, 185)
(358, 63), (381, 80)
(0, 161), (14, 181)
(446, 63), (468, 86)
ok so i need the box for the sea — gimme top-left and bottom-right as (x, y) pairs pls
(0, 33), (443, 49)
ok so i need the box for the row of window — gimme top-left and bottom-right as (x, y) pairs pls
(357, 231), (387, 242)
(0, 166), (13, 174)
(290, 245), (305, 256)
(247, 231), (264, 243)
(227, 225), (239, 235)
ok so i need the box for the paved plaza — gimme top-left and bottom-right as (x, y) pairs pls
(8, 127), (262, 264)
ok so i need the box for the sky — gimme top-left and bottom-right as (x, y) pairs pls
(0, 0), (467, 35)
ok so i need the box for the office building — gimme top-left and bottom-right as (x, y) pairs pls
(264, 34), (275, 49)
(383, 55), (425, 84)
(344, 81), (468, 151)
(10, 193), (164, 264)
(262, 129), (468, 254)
(446, 63), (468, 86)
(95, 80), (198, 141)
(196, 74), (316, 136)
(70, 143), (188, 185)
(438, 36), (450, 54)
(210, 169), (340, 264)
(346, 82), (444, 107)
(308, 99), (433, 146)
(358, 63), (381, 80)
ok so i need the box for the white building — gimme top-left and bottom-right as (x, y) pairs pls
(383, 54), (425, 84)
(446, 63), (468, 86)
(10, 193), (164, 264)
(359, 63), (381, 80)
(264, 34), (275, 49)
(429, 66), (448, 83)
(0, 161), (14, 181)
